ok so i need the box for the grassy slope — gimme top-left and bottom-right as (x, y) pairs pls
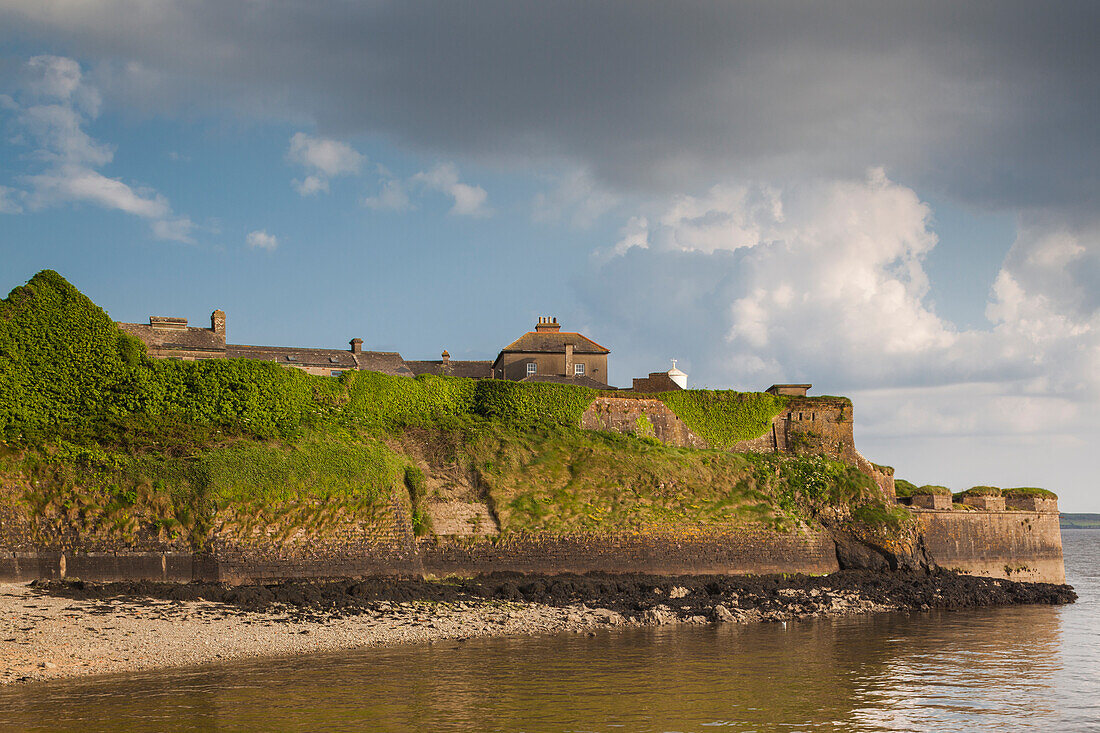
(0, 270), (908, 548)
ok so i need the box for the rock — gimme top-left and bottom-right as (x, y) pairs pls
(643, 608), (678, 625)
(669, 586), (690, 599)
(713, 604), (736, 623)
(590, 608), (625, 626)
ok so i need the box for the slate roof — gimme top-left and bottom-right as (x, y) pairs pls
(520, 374), (613, 390)
(497, 331), (610, 355)
(405, 360), (493, 378)
(226, 344), (414, 376)
(117, 322), (225, 353)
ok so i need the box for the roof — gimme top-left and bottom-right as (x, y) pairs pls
(227, 343), (358, 368)
(496, 331), (610, 356)
(226, 344), (414, 376)
(520, 374), (612, 389)
(405, 360), (493, 378)
(117, 322), (225, 352)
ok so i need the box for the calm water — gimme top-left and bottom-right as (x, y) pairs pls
(2, 531), (1098, 732)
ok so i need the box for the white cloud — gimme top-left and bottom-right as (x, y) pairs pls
(532, 170), (619, 227)
(286, 132), (364, 196)
(363, 178), (413, 212)
(0, 186), (24, 214)
(592, 169), (1100, 414)
(6, 55), (193, 242)
(411, 162), (491, 217)
(246, 229), (278, 251)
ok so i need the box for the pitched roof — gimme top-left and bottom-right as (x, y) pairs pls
(226, 343), (358, 368)
(405, 360), (493, 378)
(117, 322), (225, 352)
(354, 351), (415, 377)
(497, 331), (610, 356)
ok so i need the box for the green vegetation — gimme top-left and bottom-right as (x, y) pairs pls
(0, 270), (906, 548)
(955, 486), (1003, 500)
(1002, 487), (1057, 499)
(1060, 513), (1100, 529)
(894, 481), (953, 498)
(655, 389), (788, 446)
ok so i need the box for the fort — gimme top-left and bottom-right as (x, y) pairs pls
(0, 271), (1066, 588)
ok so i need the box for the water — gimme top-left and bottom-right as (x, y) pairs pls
(2, 532), (1098, 732)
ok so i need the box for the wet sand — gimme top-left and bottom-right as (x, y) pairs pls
(1, 571), (1075, 685)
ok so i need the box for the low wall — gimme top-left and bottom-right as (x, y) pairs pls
(915, 509), (1065, 584)
(0, 550), (195, 583)
(418, 528), (839, 578)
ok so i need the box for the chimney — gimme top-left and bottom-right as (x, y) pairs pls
(564, 343), (574, 376)
(441, 350), (450, 365)
(535, 316), (561, 333)
(350, 338), (363, 354)
(211, 309), (226, 338)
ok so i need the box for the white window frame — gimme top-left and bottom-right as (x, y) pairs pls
(526, 362), (538, 376)
(574, 363), (585, 376)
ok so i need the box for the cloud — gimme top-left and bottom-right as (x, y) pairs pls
(0, 186), (24, 214)
(411, 163), (491, 217)
(587, 171), (1100, 419)
(246, 229), (277, 251)
(5, 55), (194, 242)
(532, 170), (619, 228)
(286, 132), (364, 196)
(362, 177), (412, 212)
(2, 2), (1097, 217)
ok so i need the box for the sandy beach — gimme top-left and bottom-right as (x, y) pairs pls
(0, 571), (1076, 685)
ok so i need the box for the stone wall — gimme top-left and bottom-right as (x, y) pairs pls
(418, 528), (839, 578)
(915, 509), (1065, 583)
(581, 396), (708, 448)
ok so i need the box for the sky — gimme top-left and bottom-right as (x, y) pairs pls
(1, 2), (1098, 509)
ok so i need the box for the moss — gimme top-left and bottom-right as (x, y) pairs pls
(1001, 486), (1057, 499)
(894, 483), (952, 497)
(655, 389), (788, 447)
(957, 485), (1003, 498)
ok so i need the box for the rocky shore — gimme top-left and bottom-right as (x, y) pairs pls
(1, 571), (1075, 685)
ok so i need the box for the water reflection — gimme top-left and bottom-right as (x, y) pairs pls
(1, 532), (1096, 733)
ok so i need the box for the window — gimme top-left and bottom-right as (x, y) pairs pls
(331, 370), (343, 377)
(574, 363), (585, 376)
(526, 362), (538, 376)
(286, 355), (298, 362)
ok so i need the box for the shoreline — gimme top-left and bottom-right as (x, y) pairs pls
(1, 571), (1076, 685)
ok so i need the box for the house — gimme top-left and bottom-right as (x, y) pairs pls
(492, 316), (611, 387)
(117, 311), (413, 377)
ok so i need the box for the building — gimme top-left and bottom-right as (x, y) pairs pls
(630, 360), (688, 393)
(492, 316), (611, 387)
(117, 311), (413, 377)
(765, 384), (812, 397)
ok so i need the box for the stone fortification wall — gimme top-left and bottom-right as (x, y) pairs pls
(580, 394), (895, 497)
(418, 528), (838, 578)
(581, 396), (708, 448)
(915, 509), (1065, 584)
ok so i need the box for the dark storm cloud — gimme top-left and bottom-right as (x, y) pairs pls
(3, 1), (1098, 209)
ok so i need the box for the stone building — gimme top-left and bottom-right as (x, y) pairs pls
(491, 316), (611, 387)
(117, 311), (413, 377)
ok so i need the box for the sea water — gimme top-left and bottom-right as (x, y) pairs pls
(1, 531), (1098, 732)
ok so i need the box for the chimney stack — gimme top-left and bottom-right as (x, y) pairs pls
(211, 310), (226, 338)
(350, 338), (363, 354)
(535, 316), (561, 333)
(441, 350), (450, 365)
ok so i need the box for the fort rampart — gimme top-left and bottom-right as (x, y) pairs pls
(0, 508), (1065, 584)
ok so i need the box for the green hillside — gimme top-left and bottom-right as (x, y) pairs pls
(0, 270), (907, 549)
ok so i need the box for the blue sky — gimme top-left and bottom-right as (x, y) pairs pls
(1, 2), (1098, 509)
